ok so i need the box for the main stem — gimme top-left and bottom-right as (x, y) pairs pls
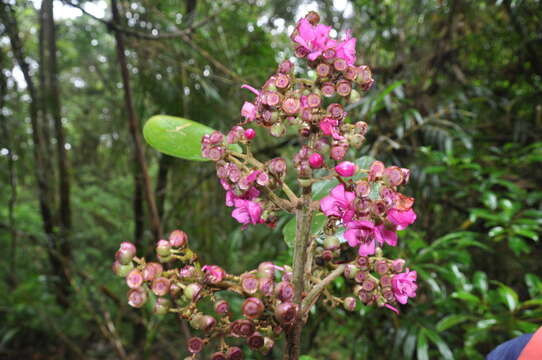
(285, 135), (316, 360)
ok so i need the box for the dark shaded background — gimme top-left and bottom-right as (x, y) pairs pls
(1, 0), (541, 359)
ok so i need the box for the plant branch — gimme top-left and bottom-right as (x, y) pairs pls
(301, 265), (345, 317)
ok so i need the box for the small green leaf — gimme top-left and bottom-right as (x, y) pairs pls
(451, 291), (480, 306)
(143, 115), (241, 161)
(436, 314), (470, 332)
(425, 329), (454, 360)
(299, 356), (316, 360)
(473, 271), (488, 294)
(525, 273), (542, 297)
(417, 329), (429, 360)
(498, 285), (519, 311)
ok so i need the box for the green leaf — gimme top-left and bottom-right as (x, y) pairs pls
(525, 273), (542, 297)
(300, 356), (316, 360)
(451, 291), (480, 306)
(436, 314), (470, 332)
(282, 214), (326, 248)
(498, 285), (519, 311)
(473, 271), (488, 294)
(425, 328), (454, 360)
(509, 236), (530, 256)
(142, 115), (241, 161)
(417, 329), (429, 360)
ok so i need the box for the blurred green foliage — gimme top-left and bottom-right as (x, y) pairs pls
(1, 0), (541, 359)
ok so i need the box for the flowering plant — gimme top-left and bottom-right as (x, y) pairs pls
(114, 12), (417, 360)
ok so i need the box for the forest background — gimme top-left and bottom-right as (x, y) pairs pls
(1, 0), (542, 359)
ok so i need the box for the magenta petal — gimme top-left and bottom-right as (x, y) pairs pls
(344, 228), (359, 247)
(377, 225), (397, 247)
(241, 84), (261, 96)
(385, 304), (400, 314)
(358, 238), (376, 256)
(297, 18), (315, 42)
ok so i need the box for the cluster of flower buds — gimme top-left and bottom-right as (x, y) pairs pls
(113, 230), (302, 358)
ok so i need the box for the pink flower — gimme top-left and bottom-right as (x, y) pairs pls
(320, 184), (355, 223)
(335, 161), (357, 177)
(294, 18), (332, 61)
(392, 269), (417, 304)
(232, 199), (263, 226)
(202, 265), (226, 284)
(241, 102), (257, 122)
(319, 117), (344, 140)
(334, 31), (357, 65)
(344, 221), (398, 256)
(388, 208), (417, 230)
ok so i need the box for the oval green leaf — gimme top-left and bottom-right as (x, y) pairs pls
(143, 115), (241, 161)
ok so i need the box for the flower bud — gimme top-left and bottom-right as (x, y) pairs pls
(242, 297), (264, 319)
(344, 264), (360, 280)
(170, 282), (182, 296)
(354, 271), (367, 284)
(116, 242), (136, 265)
(142, 262), (163, 281)
(112, 260), (134, 277)
(344, 297), (357, 311)
(335, 161), (357, 177)
(187, 337), (204, 354)
(156, 239), (171, 257)
(226, 346), (244, 360)
(362, 279), (376, 292)
(316, 63), (330, 77)
(151, 277), (171, 296)
(333, 58), (347, 71)
(306, 93), (321, 108)
(278, 60), (293, 74)
(358, 291), (372, 304)
(308, 152), (324, 169)
(330, 144), (347, 161)
(184, 283), (203, 302)
(357, 256), (369, 270)
(203, 265), (226, 284)
(315, 137), (331, 153)
(391, 259), (405, 273)
(244, 128), (256, 140)
(282, 271), (293, 282)
(282, 97), (300, 114)
(128, 288), (147, 308)
(211, 352), (227, 360)
(327, 103), (345, 119)
(265, 91), (281, 107)
(323, 48), (336, 60)
(321, 82), (335, 97)
(169, 230), (188, 248)
(241, 274), (259, 295)
(153, 297), (171, 315)
(275, 74), (290, 89)
(231, 319), (255, 337)
(258, 262), (276, 279)
(126, 269), (144, 289)
(268, 158), (287, 178)
(336, 80), (352, 97)
(275, 302), (298, 324)
(196, 315), (216, 332)
(380, 275), (392, 288)
(323, 235), (340, 250)
(179, 265), (195, 278)
(259, 277), (274, 296)
(357, 65), (374, 90)
(157, 254), (173, 263)
(344, 66), (358, 81)
(248, 332), (265, 349)
(355, 180), (371, 198)
(214, 299), (230, 316)
(375, 260), (389, 275)
(369, 160), (385, 181)
(321, 249), (334, 262)
(275, 281), (295, 302)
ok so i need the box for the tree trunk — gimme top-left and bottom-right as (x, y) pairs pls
(111, 0), (162, 242)
(0, 2), (70, 306)
(40, 0), (73, 284)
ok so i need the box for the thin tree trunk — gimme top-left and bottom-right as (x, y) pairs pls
(111, 0), (162, 242)
(40, 0), (73, 279)
(155, 154), (173, 220)
(0, 2), (70, 306)
(134, 167), (145, 247)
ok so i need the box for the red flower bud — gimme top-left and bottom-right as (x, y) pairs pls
(380, 275), (392, 288)
(335, 161), (357, 177)
(375, 260), (389, 275)
(278, 60), (293, 74)
(203, 265), (226, 284)
(241, 274), (259, 295)
(187, 337), (204, 354)
(226, 346), (244, 360)
(267, 158), (287, 177)
(242, 297), (265, 319)
(211, 352), (227, 360)
(362, 279), (376, 292)
(344, 264), (360, 279)
(275, 281), (295, 302)
(309, 153), (324, 169)
(230, 319), (255, 337)
(244, 128), (256, 140)
(142, 262), (163, 281)
(247, 332), (265, 349)
(259, 277), (274, 296)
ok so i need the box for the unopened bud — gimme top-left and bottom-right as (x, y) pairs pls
(275, 73), (290, 89)
(315, 137), (331, 153)
(116, 242), (136, 265)
(211, 352), (227, 360)
(156, 240), (171, 257)
(344, 264), (360, 279)
(202, 265), (226, 284)
(270, 122), (286, 137)
(275, 302), (298, 324)
(151, 277), (171, 296)
(282, 97), (300, 114)
(362, 279), (376, 292)
(226, 346), (244, 360)
(275, 281), (295, 302)
(231, 319), (255, 337)
(184, 283), (203, 302)
(344, 297), (357, 311)
(169, 230), (188, 248)
(261, 337), (275, 354)
(321, 82), (335, 97)
(357, 256), (369, 270)
(187, 337), (204, 354)
(128, 288), (147, 308)
(259, 277), (275, 296)
(316, 63), (330, 77)
(309, 153), (324, 169)
(268, 158), (287, 178)
(126, 269), (144, 289)
(305, 11), (320, 25)
(244, 128), (256, 140)
(323, 235), (340, 250)
(179, 265), (196, 278)
(153, 297), (171, 315)
(330, 144), (347, 161)
(248, 332), (265, 349)
(242, 297), (264, 319)
(355, 271), (367, 284)
(214, 299), (230, 316)
(112, 260), (133, 277)
(336, 80), (352, 97)
(375, 260), (389, 275)
(333, 58), (347, 72)
(278, 60), (293, 74)
(391, 259), (405, 273)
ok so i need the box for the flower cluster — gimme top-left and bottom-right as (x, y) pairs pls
(113, 230), (303, 358)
